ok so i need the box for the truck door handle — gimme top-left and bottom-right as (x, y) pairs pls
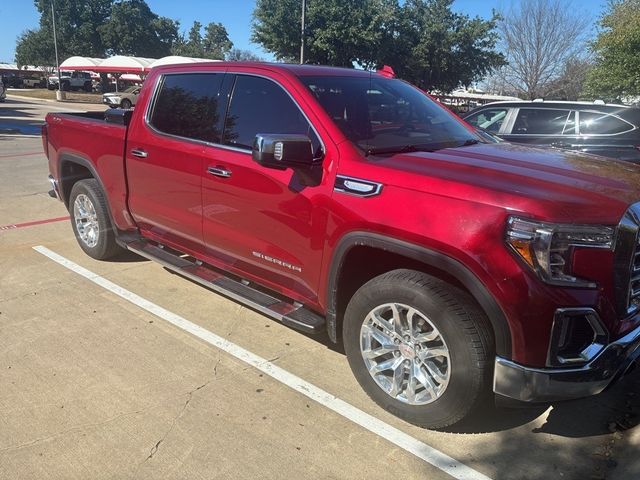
(130, 148), (148, 158)
(207, 166), (232, 178)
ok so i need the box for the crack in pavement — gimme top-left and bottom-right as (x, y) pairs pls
(139, 378), (214, 469)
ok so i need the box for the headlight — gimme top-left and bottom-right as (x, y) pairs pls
(506, 216), (614, 287)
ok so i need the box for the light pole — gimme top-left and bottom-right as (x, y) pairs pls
(51, 0), (63, 100)
(300, 0), (306, 64)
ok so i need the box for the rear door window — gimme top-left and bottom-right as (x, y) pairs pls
(578, 111), (633, 135)
(512, 108), (572, 135)
(465, 108), (509, 133)
(150, 73), (225, 143)
(222, 75), (321, 154)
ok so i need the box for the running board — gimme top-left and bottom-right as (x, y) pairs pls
(125, 239), (325, 335)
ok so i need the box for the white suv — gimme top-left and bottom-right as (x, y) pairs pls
(47, 71), (93, 92)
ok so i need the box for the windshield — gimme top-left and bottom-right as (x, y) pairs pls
(301, 75), (482, 155)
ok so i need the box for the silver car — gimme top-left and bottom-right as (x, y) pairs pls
(102, 86), (141, 109)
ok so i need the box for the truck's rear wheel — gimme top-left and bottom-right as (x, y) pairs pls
(69, 179), (123, 260)
(343, 269), (494, 429)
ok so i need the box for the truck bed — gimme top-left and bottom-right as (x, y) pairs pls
(44, 109), (132, 229)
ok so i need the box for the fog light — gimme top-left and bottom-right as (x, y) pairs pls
(548, 308), (608, 367)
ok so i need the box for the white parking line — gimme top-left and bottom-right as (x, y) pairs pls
(33, 245), (493, 480)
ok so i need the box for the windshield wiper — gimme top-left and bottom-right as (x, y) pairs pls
(458, 139), (481, 147)
(364, 144), (435, 157)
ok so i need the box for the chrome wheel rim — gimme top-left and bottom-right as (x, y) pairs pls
(73, 194), (99, 248)
(360, 303), (450, 405)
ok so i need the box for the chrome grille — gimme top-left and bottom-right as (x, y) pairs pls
(630, 235), (640, 310)
(614, 202), (640, 317)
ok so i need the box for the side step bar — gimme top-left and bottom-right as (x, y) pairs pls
(125, 239), (325, 335)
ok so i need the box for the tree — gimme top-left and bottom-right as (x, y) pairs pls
(15, 0), (181, 65)
(584, 0), (640, 101)
(545, 57), (592, 100)
(99, 0), (179, 57)
(252, 0), (390, 67)
(16, 0), (112, 66)
(252, 0), (504, 92)
(226, 48), (264, 62)
(203, 23), (233, 59)
(379, 0), (505, 92)
(498, 0), (590, 99)
(172, 21), (233, 59)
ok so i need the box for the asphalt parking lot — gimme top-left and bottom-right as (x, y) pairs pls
(1, 96), (639, 480)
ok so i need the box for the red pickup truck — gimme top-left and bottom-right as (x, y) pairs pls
(43, 62), (640, 429)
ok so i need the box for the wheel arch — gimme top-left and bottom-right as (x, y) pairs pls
(58, 154), (117, 231)
(326, 232), (512, 357)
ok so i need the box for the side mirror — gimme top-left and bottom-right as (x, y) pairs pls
(252, 134), (314, 170)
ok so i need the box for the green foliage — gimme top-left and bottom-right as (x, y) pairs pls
(226, 48), (264, 62)
(16, 0), (112, 66)
(251, 0), (504, 92)
(584, 0), (640, 100)
(172, 21), (233, 59)
(381, 0), (505, 92)
(99, 0), (178, 57)
(252, 0), (392, 67)
(14, 0), (231, 66)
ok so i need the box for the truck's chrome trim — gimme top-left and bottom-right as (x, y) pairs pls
(494, 322), (640, 402)
(125, 238), (325, 335)
(48, 174), (61, 200)
(334, 175), (383, 197)
(143, 70), (326, 160)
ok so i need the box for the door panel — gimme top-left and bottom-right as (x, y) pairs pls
(201, 74), (331, 302)
(126, 72), (225, 251)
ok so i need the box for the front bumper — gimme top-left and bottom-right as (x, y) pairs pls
(493, 323), (640, 402)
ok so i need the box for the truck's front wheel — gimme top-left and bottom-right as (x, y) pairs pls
(343, 269), (494, 429)
(69, 179), (123, 260)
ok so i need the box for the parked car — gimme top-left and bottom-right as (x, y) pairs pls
(22, 76), (46, 88)
(47, 71), (93, 92)
(464, 100), (640, 162)
(42, 63), (640, 429)
(102, 85), (141, 109)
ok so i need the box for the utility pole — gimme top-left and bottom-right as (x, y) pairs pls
(300, 0), (306, 64)
(51, 0), (62, 100)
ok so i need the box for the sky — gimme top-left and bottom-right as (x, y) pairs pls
(0, 0), (608, 64)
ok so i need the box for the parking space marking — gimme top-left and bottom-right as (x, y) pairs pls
(33, 245), (493, 480)
(0, 216), (69, 231)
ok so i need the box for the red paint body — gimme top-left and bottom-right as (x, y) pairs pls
(44, 62), (640, 368)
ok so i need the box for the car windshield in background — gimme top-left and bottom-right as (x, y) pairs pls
(301, 75), (482, 155)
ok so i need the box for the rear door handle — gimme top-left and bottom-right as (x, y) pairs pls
(130, 148), (148, 158)
(207, 166), (232, 178)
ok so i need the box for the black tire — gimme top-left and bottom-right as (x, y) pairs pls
(68, 179), (123, 260)
(120, 98), (132, 109)
(343, 269), (494, 429)
(61, 81), (70, 91)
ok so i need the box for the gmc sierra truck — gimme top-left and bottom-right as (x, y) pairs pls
(43, 62), (640, 429)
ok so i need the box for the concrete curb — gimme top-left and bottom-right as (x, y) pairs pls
(6, 93), (102, 106)
(7, 93), (59, 103)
